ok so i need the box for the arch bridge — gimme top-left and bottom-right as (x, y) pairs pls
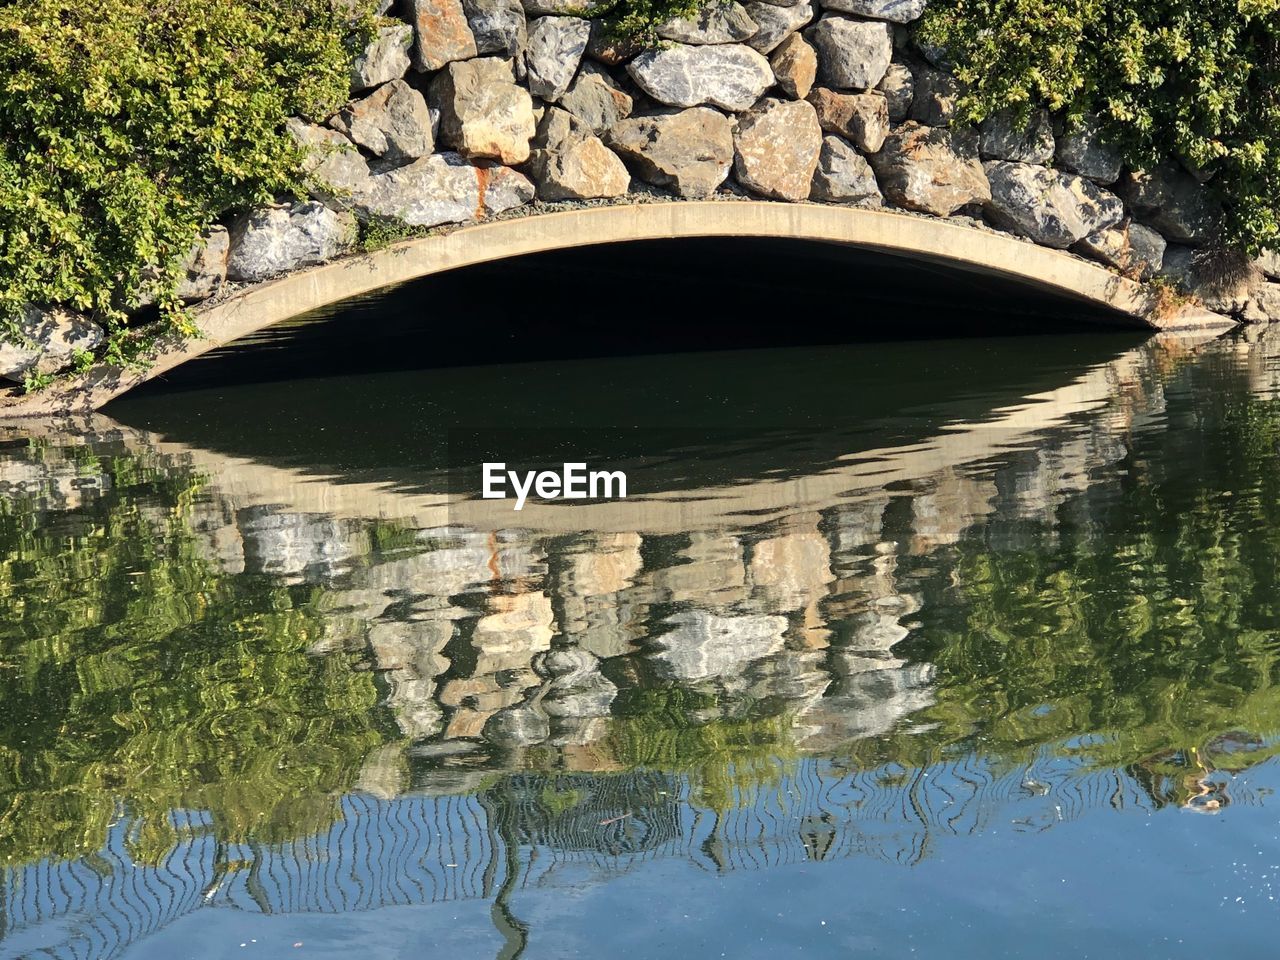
(0, 201), (1231, 417)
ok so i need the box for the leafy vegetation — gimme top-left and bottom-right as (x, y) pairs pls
(0, 0), (368, 362)
(918, 0), (1280, 253)
(0, 445), (391, 865)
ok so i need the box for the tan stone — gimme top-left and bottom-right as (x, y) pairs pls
(769, 33), (816, 100)
(407, 0), (478, 71)
(606, 107), (735, 198)
(806, 87), (887, 152)
(431, 57), (535, 164)
(733, 97), (822, 201)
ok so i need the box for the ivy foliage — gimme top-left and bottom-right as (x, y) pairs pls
(918, 0), (1280, 253)
(0, 0), (367, 355)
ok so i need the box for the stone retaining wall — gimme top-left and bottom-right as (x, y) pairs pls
(3, 0), (1276, 386)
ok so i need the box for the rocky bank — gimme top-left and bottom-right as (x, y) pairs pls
(3, 0), (1276, 386)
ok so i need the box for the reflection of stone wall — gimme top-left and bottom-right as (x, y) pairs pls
(0, 336), (1222, 778)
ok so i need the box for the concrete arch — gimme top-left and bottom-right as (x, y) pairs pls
(0, 201), (1232, 417)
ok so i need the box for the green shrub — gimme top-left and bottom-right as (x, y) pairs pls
(918, 0), (1280, 254)
(0, 0), (368, 356)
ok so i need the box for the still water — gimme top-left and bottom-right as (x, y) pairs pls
(3, 327), (1280, 959)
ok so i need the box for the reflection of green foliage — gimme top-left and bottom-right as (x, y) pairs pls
(538, 784), (587, 817)
(607, 687), (795, 810)
(869, 373), (1280, 806)
(0, 446), (389, 866)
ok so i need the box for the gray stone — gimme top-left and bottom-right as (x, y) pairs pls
(651, 610), (787, 682)
(175, 226), (230, 302)
(226, 202), (356, 283)
(406, 0), (478, 71)
(980, 109), (1054, 164)
(522, 0), (600, 13)
(606, 107), (736, 198)
(869, 123), (990, 216)
(431, 57), (536, 164)
(627, 43), (774, 111)
(286, 119), (372, 204)
(805, 15), (893, 90)
(659, 2), (758, 44)
(744, 1), (814, 54)
(877, 61), (913, 122)
(1243, 282), (1280, 324)
(821, 0), (927, 21)
(733, 97), (822, 201)
(483, 704), (549, 747)
(1160, 245), (1256, 314)
(525, 16), (591, 102)
(0, 305), (104, 383)
(559, 61), (633, 133)
(351, 23), (413, 92)
(542, 649), (617, 718)
(354, 152), (534, 227)
(985, 161), (1123, 249)
(811, 134), (881, 204)
(463, 0), (527, 58)
(909, 65), (957, 125)
(1057, 115), (1122, 184)
(1120, 165), (1221, 244)
(807, 87), (888, 152)
(769, 33), (817, 99)
(1256, 249), (1280, 281)
(1074, 219), (1166, 280)
(530, 108), (630, 199)
(332, 79), (433, 162)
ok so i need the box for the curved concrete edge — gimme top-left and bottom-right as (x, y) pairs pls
(0, 201), (1236, 419)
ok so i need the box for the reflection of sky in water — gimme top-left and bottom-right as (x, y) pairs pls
(3, 329), (1280, 958)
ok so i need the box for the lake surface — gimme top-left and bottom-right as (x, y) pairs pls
(4, 327), (1280, 959)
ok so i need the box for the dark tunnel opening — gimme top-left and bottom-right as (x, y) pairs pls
(125, 236), (1141, 396)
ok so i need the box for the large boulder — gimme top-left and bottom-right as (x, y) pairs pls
(351, 23), (413, 92)
(462, 0), (527, 58)
(869, 122), (990, 215)
(744, 1), (815, 54)
(355, 153), (534, 227)
(627, 43), (774, 111)
(980, 108), (1054, 165)
(1073, 219), (1167, 280)
(530, 109), (630, 200)
(1057, 115), (1123, 185)
(175, 226), (230, 302)
(606, 107), (736, 198)
(877, 61), (913, 122)
(406, 0), (478, 71)
(770, 33), (817, 99)
(559, 61), (633, 133)
(805, 15), (893, 90)
(331, 79), (433, 162)
(658, 2), (758, 43)
(525, 16), (591, 102)
(733, 97), (822, 201)
(431, 57), (536, 164)
(807, 88), (888, 152)
(811, 134), (881, 204)
(1119, 165), (1221, 244)
(985, 161), (1124, 249)
(226, 202), (356, 283)
(0, 305), (104, 383)
(820, 0), (927, 22)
